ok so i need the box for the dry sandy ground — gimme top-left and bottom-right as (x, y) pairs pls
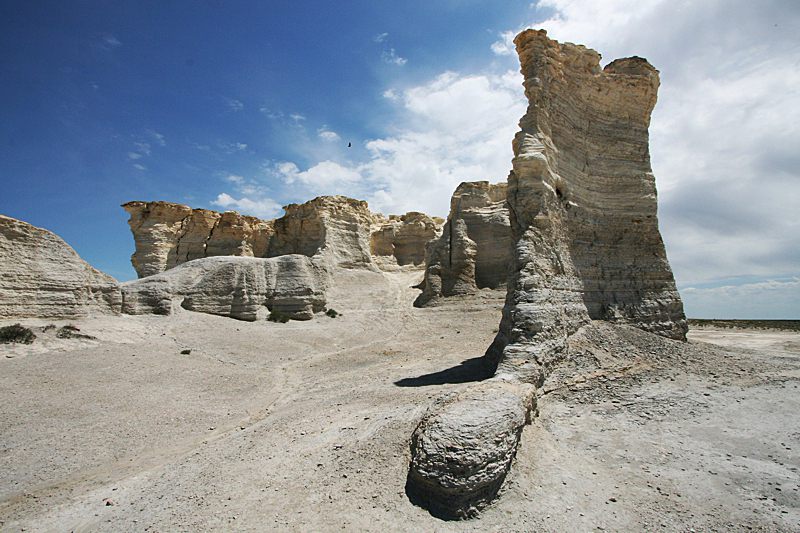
(1, 269), (798, 532)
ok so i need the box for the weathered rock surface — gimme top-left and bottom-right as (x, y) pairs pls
(123, 196), (443, 277)
(122, 202), (274, 279)
(408, 29), (688, 518)
(406, 382), (535, 519)
(416, 182), (512, 305)
(121, 255), (326, 321)
(0, 215), (121, 318)
(370, 212), (444, 268)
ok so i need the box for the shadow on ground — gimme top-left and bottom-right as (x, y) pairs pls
(394, 356), (494, 387)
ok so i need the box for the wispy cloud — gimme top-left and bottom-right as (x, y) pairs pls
(146, 129), (166, 147)
(374, 32), (389, 43)
(318, 126), (341, 142)
(382, 49), (407, 66)
(223, 97), (244, 111)
(127, 152), (142, 160)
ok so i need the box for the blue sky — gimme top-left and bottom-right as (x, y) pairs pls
(1, 1), (798, 319)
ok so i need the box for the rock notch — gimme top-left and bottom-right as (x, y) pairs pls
(0, 215), (121, 318)
(407, 29), (687, 519)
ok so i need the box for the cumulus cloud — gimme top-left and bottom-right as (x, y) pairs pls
(493, 0), (800, 317)
(255, 70), (525, 217)
(210, 193), (282, 219)
(318, 127), (341, 142)
(490, 31), (516, 56)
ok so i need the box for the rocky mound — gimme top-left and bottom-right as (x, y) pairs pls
(121, 255), (326, 321)
(0, 215), (121, 318)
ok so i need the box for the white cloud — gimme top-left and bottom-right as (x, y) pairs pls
(382, 48), (407, 66)
(318, 127), (341, 142)
(104, 34), (122, 47)
(133, 164), (146, 170)
(259, 70), (525, 217)
(383, 89), (399, 101)
(495, 0), (800, 318)
(681, 279), (800, 319)
(374, 32), (389, 43)
(146, 129), (166, 146)
(290, 114), (306, 121)
(223, 97), (244, 111)
(210, 193), (282, 219)
(127, 152), (142, 160)
(133, 141), (151, 156)
(490, 30), (516, 56)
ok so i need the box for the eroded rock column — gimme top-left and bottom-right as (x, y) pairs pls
(407, 29), (687, 519)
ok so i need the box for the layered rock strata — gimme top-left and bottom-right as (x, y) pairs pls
(407, 29), (687, 518)
(121, 255), (326, 320)
(370, 212), (443, 268)
(0, 215), (121, 318)
(415, 181), (513, 306)
(122, 202), (274, 279)
(123, 197), (443, 277)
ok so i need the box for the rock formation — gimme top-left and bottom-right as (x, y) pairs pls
(122, 202), (274, 279)
(123, 197), (443, 277)
(370, 212), (444, 268)
(407, 29), (688, 518)
(0, 215), (121, 318)
(121, 255), (326, 321)
(415, 181), (513, 305)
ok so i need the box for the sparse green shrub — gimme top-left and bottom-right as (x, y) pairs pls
(268, 310), (291, 323)
(41, 324), (56, 332)
(0, 324), (36, 344)
(325, 308), (339, 318)
(181, 349), (192, 355)
(56, 324), (96, 340)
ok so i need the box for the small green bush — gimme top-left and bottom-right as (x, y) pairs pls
(56, 325), (96, 340)
(268, 310), (291, 323)
(41, 324), (56, 332)
(181, 349), (192, 355)
(325, 308), (339, 318)
(0, 324), (36, 344)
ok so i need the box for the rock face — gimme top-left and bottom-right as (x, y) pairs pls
(123, 197), (443, 277)
(0, 215), (121, 318)
(121, 255), (326, 321)
(122, 202), (274, 279)
(415, 182), (513, 305)
(407, 29), (688, 518)
(370, 212), (444, 268)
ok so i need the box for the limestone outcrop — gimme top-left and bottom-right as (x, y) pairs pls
(123, 197), (443, 277)
(407, 29), (688, 518)
(122, 202), (274, 279)
(0, 215), (121, 318)
(415, 182), (513, 305)
(121, 255), (326, 321)
(370, 212), (444, 268)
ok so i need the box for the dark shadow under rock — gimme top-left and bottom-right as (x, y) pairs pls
(394, 356), (495, 387)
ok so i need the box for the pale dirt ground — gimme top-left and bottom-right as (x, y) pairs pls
(1, 269), (798, 533)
